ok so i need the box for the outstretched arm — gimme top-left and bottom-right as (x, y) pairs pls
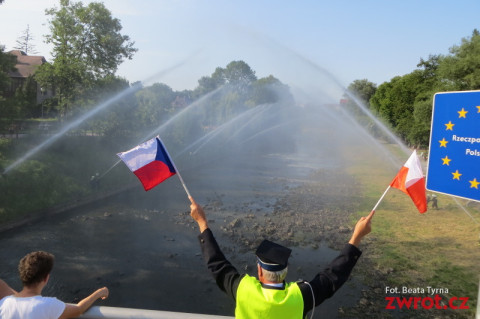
(0, 279), (16, 299)
(59, 287), (109, 319)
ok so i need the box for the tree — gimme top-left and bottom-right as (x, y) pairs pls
(347, 79), (377, 106)
(223, 61), (257, 87)
(0, 45), (16, 99)
(0, 47), (14, 91)
(194, 61), (257, 97)
(15, 25), (38, 55)
(13, 76), (38, 118)
(370, 73), (420, 141)
(45, 0), (136, 78)
(438, 29), (480, 90)
(86, 75), (138, 138)
(134, 83), (176, 128)
(195, 71), (225, 96)
(249, 75), (292, 106)
(35, 0), (137, 119)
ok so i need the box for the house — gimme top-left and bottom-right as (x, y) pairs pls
(7, 50), (53, 104)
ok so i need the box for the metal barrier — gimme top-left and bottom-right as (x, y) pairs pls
(79, 306), (234, 319)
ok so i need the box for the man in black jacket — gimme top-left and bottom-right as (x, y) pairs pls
(189, 196), (374, 318)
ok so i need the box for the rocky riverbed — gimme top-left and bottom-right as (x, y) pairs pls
(1, 149), (465, 318)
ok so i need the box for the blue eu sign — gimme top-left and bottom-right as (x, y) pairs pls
(427, 90), (480, 202)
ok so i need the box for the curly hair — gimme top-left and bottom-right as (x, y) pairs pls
(18, 251), (54, 287)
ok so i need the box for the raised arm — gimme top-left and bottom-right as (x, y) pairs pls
(59, 287), (109, 319)
(348, 210), (374, 247)
(189, 196), (209, 233)
(189, 196), (244, 300)
(300, 210), (375, 314)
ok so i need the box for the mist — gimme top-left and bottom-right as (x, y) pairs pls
(0, 28), (407, 318)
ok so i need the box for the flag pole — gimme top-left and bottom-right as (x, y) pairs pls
(175, 168), (191, 198)
(372, 185), (391, 211)
(158, 137), (191, 198)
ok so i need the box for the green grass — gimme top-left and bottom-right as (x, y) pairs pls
(0, 135), (132, 224)
(343, 142), (480, 317)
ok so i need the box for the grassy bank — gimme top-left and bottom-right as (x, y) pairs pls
(345, 143), (480, 317)
(0, 135), (133, 224)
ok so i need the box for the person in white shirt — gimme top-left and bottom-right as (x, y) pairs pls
(0, 251), (109, 319)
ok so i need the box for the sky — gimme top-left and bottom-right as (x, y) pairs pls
(1, 0), (480, 99)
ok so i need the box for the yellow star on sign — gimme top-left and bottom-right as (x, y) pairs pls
(441, 156), (451, 165)
(444, 121), (454, 130)
(452, 170), (462, 180)
(469, 178), (480, 189)
(477, 106), (480, 113)
(458, 107), (468, 118)
(439, 138), (448, 147)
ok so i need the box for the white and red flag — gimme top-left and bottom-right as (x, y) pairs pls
(389, 150), (428, 213)
(117, 136), (191, 197)
(117, 136), (176, 191)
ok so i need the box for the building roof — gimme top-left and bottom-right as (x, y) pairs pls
(8, 50), (47, 78)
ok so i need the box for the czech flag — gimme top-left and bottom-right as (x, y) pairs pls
(117, 136), (176, 191)
(390, 150), (427, 213)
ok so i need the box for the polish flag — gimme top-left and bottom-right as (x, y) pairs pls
(117, 137), (176, 191)
(390, 150), (428, 213)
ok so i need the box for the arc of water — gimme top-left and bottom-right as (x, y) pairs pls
(3, 53), (201, 175)
(239, 120), (295, 145)
(248, 30), (411, 156)
(3, 84), (141, 174)
(185, 104), (273, 156)
(144, 86), (224, 140)
(97, 86), (226, 179)
(452, 197), (480, 225)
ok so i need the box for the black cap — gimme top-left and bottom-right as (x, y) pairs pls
(255, 240), (291, 271)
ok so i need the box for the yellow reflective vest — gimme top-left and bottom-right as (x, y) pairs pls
(235, 275), (304, 319)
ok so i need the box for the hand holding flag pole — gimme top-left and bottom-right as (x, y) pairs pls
(117, 136), (191, 197)
(372, 150), (427, 213)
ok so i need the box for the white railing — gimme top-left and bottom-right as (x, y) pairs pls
(79, 306), (234, 319)
(476, 280), (479, 319)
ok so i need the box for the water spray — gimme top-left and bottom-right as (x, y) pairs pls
(95, 86), (225, 181)
(452, 197), (480, 225)
(3, 83), (142, 175)
(178, 103), (273, 156)
(3, 52), (201, 175)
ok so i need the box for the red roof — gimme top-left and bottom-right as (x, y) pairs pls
(8, 50), (46, 78)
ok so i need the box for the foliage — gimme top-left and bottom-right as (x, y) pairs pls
(438, 29), (480, 90)
(13, 76), (38, 118)
(83, 75), (140, 138)
(0, 134), (128, 222)
(347, 79), (377, 104)
(193, 60), (257, 97)
(0, 158), (86, 222)
(0, 47), (19, 125)
(35, 0), (137, 119)
(134, 83), (177, 128)
(363, 29), (480, 148)
(0, 45), (16, 100)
